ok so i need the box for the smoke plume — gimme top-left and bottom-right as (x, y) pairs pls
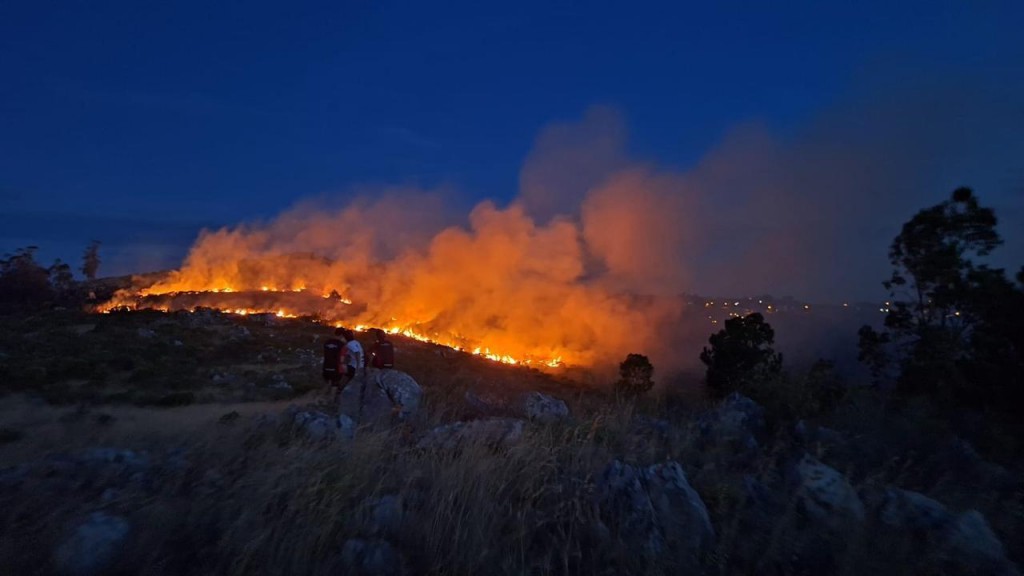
(124, 69), (1024, 374)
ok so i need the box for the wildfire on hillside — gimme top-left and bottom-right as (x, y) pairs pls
(99, 284), (566, 368)
(96, 196), (694, 374)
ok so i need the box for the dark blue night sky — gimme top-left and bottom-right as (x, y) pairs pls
(2, 1), (1022, 299)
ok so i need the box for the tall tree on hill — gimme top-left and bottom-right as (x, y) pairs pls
(859, 188), (1023, 409)
(82, 240), (101, 280)
(700, 312), (782, 397)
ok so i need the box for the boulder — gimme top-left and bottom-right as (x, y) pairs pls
(596, 460), (714, 567)
(870, 487), (1020, 575)
(696, 393), (765, 466)
(375, 370), (422, 419)
(53, 512), (130, 576)
(337, 414), (356, 441)
(724, 456), (862, 574)
(520, 392), (569, 423)
(340, 370), (422, 427)
(791, 453), (864, 532)
(944, 510), (1019, 576)
(877, 487), (951, 532)
(293, 410), (344, 443)
(416, 418), (525, 451)
(465, 389), (569, 423)
(339, 377), (390, 426)
(794, 419), (847, 450)
(699, 393), (764, 441)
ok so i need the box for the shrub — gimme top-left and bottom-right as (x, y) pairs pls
(614, 353), (654, 397)
(745, 359), (846, 424)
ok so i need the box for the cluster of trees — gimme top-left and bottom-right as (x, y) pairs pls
(687, 187), (1022, 429)
(614, 186), (1020, 440)
(0, 242), (101, 310)
(859, 188), (1023, 415)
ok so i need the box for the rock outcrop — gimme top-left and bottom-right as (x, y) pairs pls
(791, 453), (865, 532)
(465, 389), (569, 423)
(871, 487), (1020, 576)
(339, 370), (423, 427)
(596, 460), (714, 569)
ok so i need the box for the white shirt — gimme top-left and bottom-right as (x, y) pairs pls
(344, 340), (364, 370)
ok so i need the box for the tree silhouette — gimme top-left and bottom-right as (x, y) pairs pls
(48, 259), (75, 296)
(859, 187), (1023, 407)
(700, 312), (782, 397)
(82, 240), (101, 280)
(0, 247), (54, 306)
(615, 353), (654, 397)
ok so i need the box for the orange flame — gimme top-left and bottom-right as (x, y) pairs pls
(99, 196), (687, 372)
(100, 287), (565, 368)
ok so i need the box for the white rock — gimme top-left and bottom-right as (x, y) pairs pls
(521, 392), (569, 423)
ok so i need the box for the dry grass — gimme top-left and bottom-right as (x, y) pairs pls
(1, 309), (1023, 575)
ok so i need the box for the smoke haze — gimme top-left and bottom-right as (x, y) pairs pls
(129, 69), (1024, 373)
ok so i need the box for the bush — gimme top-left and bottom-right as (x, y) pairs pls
(614, 353), (654, 397)
(745, 359), (846, 424)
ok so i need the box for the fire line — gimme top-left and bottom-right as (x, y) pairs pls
(99, 287), (564, 369)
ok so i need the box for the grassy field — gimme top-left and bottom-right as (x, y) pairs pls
(1, 308), (1021, 575)
(0, 307), (583, 408)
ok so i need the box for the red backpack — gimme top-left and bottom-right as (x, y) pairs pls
(370, 340), (395, 368)
(322, 337), (344, 378)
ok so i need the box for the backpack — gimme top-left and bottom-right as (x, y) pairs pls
(371, 340), (395, 369)
(323, 337), (344, 378)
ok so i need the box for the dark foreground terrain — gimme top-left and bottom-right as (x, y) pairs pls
(1, 307), (1021, 575)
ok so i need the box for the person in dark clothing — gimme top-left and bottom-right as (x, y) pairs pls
(322, 327), (347, 405)
(368, 328), (396, 370)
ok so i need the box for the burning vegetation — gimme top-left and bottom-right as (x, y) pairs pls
(95, 194), (693, 372)
(101, 285), (563, 368)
